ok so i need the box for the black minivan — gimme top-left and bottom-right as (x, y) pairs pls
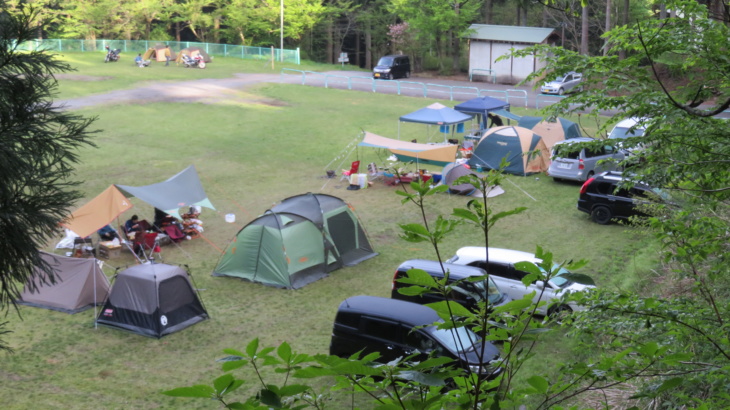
(329, 295), (502, 378)
(373, 55), (411, 80)
(391, 259), (511, 311)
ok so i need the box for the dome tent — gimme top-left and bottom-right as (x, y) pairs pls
(96, 264), (208, 338)
(469, 126), (550, 176)
(517, 116), (582, 150)
(213, 193), (377, 289)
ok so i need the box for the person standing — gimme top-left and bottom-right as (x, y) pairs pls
(164, 45), (171, 66)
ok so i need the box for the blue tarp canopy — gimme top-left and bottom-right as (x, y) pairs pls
(398, 103), (473, 141)
(116, 165), (215, 219)
(454, 96), (511, 130)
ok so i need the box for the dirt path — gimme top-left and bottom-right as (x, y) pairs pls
(56, 73), (289, 109)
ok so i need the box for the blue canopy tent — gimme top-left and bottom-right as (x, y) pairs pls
(116, 165), (215, 219)
(398, 103), (473, 142)
(453, 96), (512, 131)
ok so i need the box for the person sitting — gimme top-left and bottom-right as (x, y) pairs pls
(97, 225), (120, 241)
(134, 53), (150, 67)
(153, 208), (178, 230)
(124, 215), (151, 235)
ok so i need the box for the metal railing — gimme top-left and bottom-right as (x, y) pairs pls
(15, 39), (301, 65)
(280, 69), (531, 106)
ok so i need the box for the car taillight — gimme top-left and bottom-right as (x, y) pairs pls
(579, 178), (594, 194)
(578, 159), (585, 170)
(392, 270), (399, 290)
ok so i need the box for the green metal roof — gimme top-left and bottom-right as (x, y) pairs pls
(464, 24), (556, 44)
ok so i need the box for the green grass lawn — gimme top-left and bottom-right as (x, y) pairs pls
(1, 53), (661, 408)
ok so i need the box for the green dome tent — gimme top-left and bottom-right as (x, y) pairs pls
(213, 193), (377, 289)
(469, 126), (550, 176)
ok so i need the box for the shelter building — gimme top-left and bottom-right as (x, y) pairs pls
(464, 24), (559, 85)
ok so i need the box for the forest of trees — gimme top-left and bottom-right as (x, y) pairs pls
(7, 0), (722, 73)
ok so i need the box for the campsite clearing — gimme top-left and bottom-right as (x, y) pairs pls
(1, 53), (660, 408)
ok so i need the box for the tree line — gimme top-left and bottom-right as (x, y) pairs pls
(6, 0), (684, 73)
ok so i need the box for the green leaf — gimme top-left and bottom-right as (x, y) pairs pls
(161, 385), (215, 398)
(277, 341), (292, 361)
(656, 377), (683, 394)
(259, 388), (282, 407)
(559, 272), (595, 286)
(527, 375), (549, 394)
(245, 338), (260, 357)
(277, 384), (310, 396)
(213, 374), (236, 395)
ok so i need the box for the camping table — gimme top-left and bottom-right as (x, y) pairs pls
(98, 241), (122, 259)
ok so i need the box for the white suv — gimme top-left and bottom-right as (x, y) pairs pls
(446, 247), (594, 316)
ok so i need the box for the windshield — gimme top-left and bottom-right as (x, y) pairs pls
(609, 126), (645, 139)
(539, 265), (572, 288)
(377, 57), (394, 66)
(469, 277), (504, 304)
(428, 325), (481, 354)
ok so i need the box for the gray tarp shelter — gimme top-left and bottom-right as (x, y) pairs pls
(398, 103), (473, 141)
(454, 96), (511, 130)
(17, 251), (110, 314)
(116, 165), (215, 219)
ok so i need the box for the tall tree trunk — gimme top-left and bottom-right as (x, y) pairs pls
(482, 0), (493, 24)
(355, 31), (360, 67)
(604, 0), (611, 55)
(365, 23), (372, 69)
(213, 17), (220, 43)
(326, 21), (334, 64)
(452, 2), (460, 72)
(176, 22), (181, 42)
(619, 0), (628, 59)
(581, 5), (589, 55)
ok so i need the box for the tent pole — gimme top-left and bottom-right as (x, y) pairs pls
(93, 259), (98, 329)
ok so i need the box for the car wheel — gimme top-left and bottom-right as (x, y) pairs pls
(591, 205), (613, 224)
(558, 88), (565, 95)
(586, 171), (594, 180)
(548, 305), (573, 324)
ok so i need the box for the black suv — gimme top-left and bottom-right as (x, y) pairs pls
(577, 171), (662, 224)
(329, 295), (502, 378)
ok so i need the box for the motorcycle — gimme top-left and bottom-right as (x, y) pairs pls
(104, 47), (121, 63)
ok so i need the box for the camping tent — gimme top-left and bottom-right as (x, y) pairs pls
(61, 185), (133, 238)
(142, 44), (175, 62)
(398, 103), (473, 141)
(358, 132), (458, 167)
(17, 251), (110, 314)
(116, 165), (215, 219)
(213, 193), (377, 289)
(517, 116), (582, 149)
(469, 126), (550, 176)
(174, 47), (212, 64)
(438, 163), (506, 197)
(453, 96), (511, 130)
(96, 264), (208, 338)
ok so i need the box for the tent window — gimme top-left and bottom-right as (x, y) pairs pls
(159, 277), (195, 312)
(327, 212), (357, 254)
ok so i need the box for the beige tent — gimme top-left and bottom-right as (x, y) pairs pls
(61, 185), (133, 238)
(142, 45), (175, 62)
(517, 116), (583, 150)
(358, 132), (458, 166)
(17, 251), (110, 314)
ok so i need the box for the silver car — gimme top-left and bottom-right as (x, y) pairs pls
(547, 137), (625, 182)
(540, 72), (583, 95)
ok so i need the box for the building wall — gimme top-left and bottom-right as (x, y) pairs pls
(468, 40), (546, 85)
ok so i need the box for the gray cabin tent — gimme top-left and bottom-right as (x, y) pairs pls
(96, 264), (208, 338)
(213, 193), (377, 289)
(17, 251), (110, 314)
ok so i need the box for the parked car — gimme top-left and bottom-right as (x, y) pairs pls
(540, 72), (582, 95)
(577, 171), (666, 224)
(391, 259), (512, 311)
(547, 137), (625, 182)
(329, 295), (502, 378)
(373, 55), (411, 80)
(445, 247), (594, 316)
(608, 117), (646, 140)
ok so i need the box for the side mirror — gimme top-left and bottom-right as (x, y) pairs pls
(535, 280), (546, 289)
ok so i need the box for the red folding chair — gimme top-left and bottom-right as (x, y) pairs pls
(140, 232), (162, 262)
(341, 160), (360, 181)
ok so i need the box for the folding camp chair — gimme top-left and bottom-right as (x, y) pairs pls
(141, 232), (162, 262)
(341, 160), (360, 181)
(367, 162), (384, 181)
